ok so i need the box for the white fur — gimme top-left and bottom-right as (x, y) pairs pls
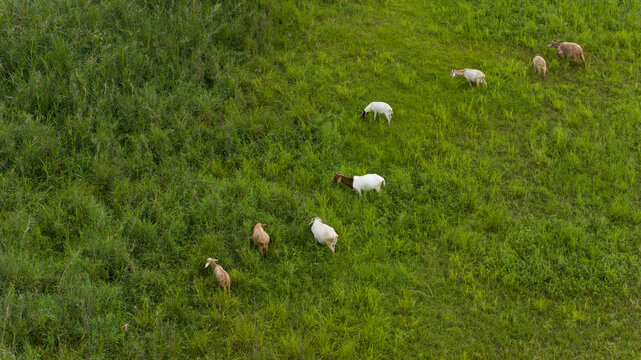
(363, 102), (393, 125)
(450, 68), (487, 88)
(309, 217), (338, 254)
(352, 174), (386, 196)
(532, 56), (546, 79)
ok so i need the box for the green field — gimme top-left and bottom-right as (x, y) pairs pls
(1, 0), (641, 358)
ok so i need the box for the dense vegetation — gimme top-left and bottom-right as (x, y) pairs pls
(1, 0), (640, 358)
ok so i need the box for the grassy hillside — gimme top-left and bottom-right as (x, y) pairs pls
(1, 0), (641, 358)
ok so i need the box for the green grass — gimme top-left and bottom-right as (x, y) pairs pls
(1, 0), (641, 358)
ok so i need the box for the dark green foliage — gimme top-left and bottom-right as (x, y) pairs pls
(1, 0), (641, 358)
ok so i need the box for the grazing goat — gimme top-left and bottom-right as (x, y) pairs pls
(532, 56), (547, 79)
(332, 173), (385, 196)
(252, 222), (270, 259)
(547, 41), (585, 67)
(205, 258), (231, 294)
(309, 217), (338, 254)
(450, 68), (487, 88)
(361, 102), (393, 125)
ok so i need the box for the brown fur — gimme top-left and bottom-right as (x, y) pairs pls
(205, 258), (231, 294)
(325, 236), (337, 254)
(332, 173), (354, 189)
(252, 222), (270, 259)
(548, 41), (585, 67)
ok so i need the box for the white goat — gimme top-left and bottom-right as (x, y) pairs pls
(532, 56), (547, 79)
(332, 173), (385, 196)
(205, 258), (231, 294)
(450, 68), (487, 88)
(361, 102), (393, 125)
(309, 217), (338, 254)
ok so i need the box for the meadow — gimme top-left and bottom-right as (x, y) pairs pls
(1, 0), (641, 358)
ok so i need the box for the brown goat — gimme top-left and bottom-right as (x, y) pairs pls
(548, 41), (585, 67)
(252, 222), (270, 259)
(205, 258), (231, 294)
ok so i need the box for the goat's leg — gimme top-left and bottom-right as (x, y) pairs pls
(386, 113), (391, 125)
(373, 112), (377, 121)
(467, 79), (473, 88)
(571, 56), (579, 67)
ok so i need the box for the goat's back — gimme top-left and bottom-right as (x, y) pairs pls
(253, 225), (269, 245)
(311, 221), (337, 243)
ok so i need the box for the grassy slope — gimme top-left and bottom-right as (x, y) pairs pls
(1, 0), (641, 358)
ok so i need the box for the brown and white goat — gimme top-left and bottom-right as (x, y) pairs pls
(548, 41), (585, 67)
(332, 173), (385, 196)
(252, 222), (270, 259)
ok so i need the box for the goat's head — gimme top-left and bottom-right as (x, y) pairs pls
(309, 217), (321, 226)
(450, 69), (457, 77)
(547, 41), (560, 48)
(332, 173), (344, 183)
(360, 111), (367, 118)
(205, 258), (218, 268)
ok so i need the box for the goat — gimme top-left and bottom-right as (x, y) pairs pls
(450, 68), (487, 88)
(205, 258), (231, 294)
(252, 222), (270, 259)
(361, 102), (393, 125)
(332, 173), (385, 196)
(547, 41), (585, 67)
(532, 56), (547, 79)
(309, 217), (338, 254)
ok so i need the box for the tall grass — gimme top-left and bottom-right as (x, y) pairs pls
(1, 0), (641, 358)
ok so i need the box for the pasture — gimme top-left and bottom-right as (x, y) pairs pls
(1, 0), (640, 358)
